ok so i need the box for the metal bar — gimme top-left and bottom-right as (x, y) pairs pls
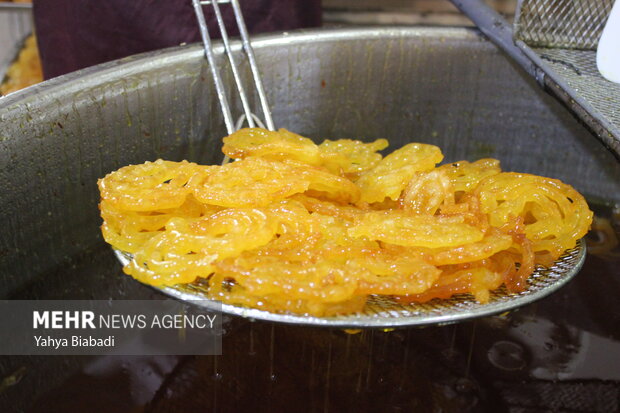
(211, 0), (255, 127)
(230, 0), (275, 131)
(191, 0), (235, 134)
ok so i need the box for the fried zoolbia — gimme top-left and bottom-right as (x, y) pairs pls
(98, 128), (593, 316)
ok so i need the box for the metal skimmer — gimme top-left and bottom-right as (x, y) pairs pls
(191, 0), (274, 134)
(112, 0), (589, 328)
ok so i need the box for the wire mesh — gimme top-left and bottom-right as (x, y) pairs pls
(515, 0), (614, 50)
(532, 47), (620, 126)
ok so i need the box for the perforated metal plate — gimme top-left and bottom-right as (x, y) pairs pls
(114, 239), (586, 328)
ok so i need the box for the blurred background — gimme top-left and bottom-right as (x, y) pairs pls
(0, 0), (517, 95)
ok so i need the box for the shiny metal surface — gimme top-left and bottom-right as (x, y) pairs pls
(192, 0), (274, 133)
(115, 241), (586, 328)
(0, 26), (619, 412)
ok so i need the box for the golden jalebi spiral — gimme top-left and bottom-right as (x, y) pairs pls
(223, 127), (388, 179)
(100, 196), (218, 254)
(437, 159), (501, 194)
(98, 159), (200, 211)
(318, 138), (389, 177)
(348, 211), (484, 248)
(475, 172), (593, 259)
(186, 157), (360, 207)
(126, 208), (280, 285)
(356, 143), (444, 203)
(98, 128), (593, 316)
(223, 128), (321, 164)
(400, 169), (454, 214)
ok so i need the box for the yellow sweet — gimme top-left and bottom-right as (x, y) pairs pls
(400, 169), (453, 214)
(319, 138), (388, 177)
(223, 128), (388, 178)
(348, 210), (484, 248)
(100, 196), (216, 253)
(223, 128), (321, 164)
(98, 128), (593, 316)
(187, 157), (360, 207)
(412, 229), (514, 266)
(98, 159), (199, 211)
(125, 208), (279, 285)
(355, 143), (444, 203)
(438, 158), (501, 194)
(475, 172), (593, 258)
(187, 158), (307, 207)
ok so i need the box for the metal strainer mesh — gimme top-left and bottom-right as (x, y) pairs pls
(533, 48), (620, 127)
(514, 0), (614, 50)
(510, 0), (620, 157)
(115, 240), (586, 328)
